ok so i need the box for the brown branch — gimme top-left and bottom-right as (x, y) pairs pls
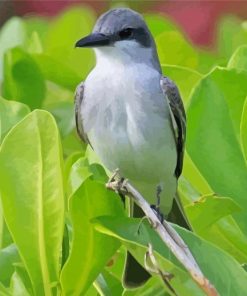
(106, 170), (219, 296)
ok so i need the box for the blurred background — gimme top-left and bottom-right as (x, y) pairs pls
(1, 0), (247, 49)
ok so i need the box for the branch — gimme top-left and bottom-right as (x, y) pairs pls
(106, 170), (218, 296)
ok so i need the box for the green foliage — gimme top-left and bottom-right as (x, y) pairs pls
(0, 5), (247, 296)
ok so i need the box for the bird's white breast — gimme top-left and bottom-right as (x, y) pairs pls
(82, 56), (177, 187)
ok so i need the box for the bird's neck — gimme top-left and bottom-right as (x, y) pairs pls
(94, 47), (161, 73)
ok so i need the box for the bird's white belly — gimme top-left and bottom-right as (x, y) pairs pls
(82, 63), (178, 213)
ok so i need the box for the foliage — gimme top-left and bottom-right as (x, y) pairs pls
(0, 5), (247, 296)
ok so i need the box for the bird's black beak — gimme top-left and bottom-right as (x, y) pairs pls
(75, 33), (111, 48)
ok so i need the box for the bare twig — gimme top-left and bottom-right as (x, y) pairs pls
(106, 170), (219, 296)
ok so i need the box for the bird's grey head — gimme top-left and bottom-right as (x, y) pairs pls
(75, 8), (161, 71)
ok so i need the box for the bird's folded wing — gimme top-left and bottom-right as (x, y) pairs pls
(160, 76), (186, 178)
(74, 82), (92, 146)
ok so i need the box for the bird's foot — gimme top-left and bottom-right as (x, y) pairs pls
(150, 185), (164, 224)
(106, 169), (128, 195)
(150, 204), (164, 225)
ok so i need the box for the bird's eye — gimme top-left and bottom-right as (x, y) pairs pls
(119, 28), (133, 39)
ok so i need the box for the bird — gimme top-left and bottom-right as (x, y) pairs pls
(74, 7), (190, 287)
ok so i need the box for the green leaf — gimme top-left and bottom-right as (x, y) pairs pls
(179, 178), (247, 263)
(94, 216), (247, 296)
(46, 101), (75, 138)
(2, 47), (46, 109)
(94, 218), (204, 296)
(0, 110), (64, 296)
(218, 16), (247, 59)
(9, 272), (31, 296)
(202, 216), (247, 263)
(0, 96), (30, 143)
(94, 270), (123, 296)
(228, 45), (247, 71)
(240, 97), (247, 162)
(0, 282), (12, 296)
(44, 7), (96, 79)
(0, 244), (20, 287)
(60, 177), (125, 296)
(0, 17), (27, 81)
(186, 194), (241, 232)
(156, 31), (198, 69)
(186, 67), (247, 233)
(32, 54), (81, 90)
(123, 276), (170, 296)
(161, 65), (202, 104)
(145, 14), (178, 37)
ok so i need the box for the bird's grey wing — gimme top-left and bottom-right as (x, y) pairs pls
(161, 76), (186, 178)
(74, 82), (91, 146)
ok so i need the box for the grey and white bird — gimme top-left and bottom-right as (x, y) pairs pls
(75, 7), (190, 286)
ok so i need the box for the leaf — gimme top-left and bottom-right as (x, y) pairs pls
(161, 65), (202, 104)
(228, 45), (247, 71)
(9, 272), (31, 296)
(46, 101), (75, 138)
(240, 97), (247, 162)
(0, 244), (20, 287)
(94, 218), (204, 296)
(94, 216), (247, 296)
(186, 67), (247, 233)
(0, 96), (30, 143)
(181, 153), (213, 198)
(145, 14), (178, 37)
(179, 177), (247, 263)
(94, 270), (123, 296)
(123, 276), (170, 296)
(202, 216), (247, 263)
(217, 16), (247, 59)
(60, 176), (125, 296)
(156, 31), (198, 69)
(0, 17), (27, 81)
(186, 194), (241, 232)
(0, 282), (12, 296)
(2, 47), (46, 109)
(44, 7), (96, 79)
(32, 54), (81, 90)
(0, 110), (64, 296)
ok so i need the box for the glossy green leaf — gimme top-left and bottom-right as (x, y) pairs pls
(180, 177), (247, 263)
(218, 16), (247, 59)
(123, 276), (170, 296)
(145, 14), (178, 37)
(0, 244), (20, 287)
(94, 216), (247, 296)
(95, 218), (204, 296)
(94, 270), (123, 296)
(186, 194), (241, 232)
(161, 65), (202, 104)
(44, 7), (95, 79)
(202, 216), (247, 263)
(228, 45), (247, 71)
(0, 282), (12, 296)
(181, 154), (213, 198)
(9, 272), (30, 296)
(2, 48), (45, 109)
(156, 31), (198, 69)
(186, 67), (247, 233)
(32, 54), (81, 90)
(0, 110), (64, 296)
(240, 97), (247, 162)
(46, 101), (75, 138)
(0, 96), (30, 143)
(60, 177), (125, 295)
(0, 17), (27, 81)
